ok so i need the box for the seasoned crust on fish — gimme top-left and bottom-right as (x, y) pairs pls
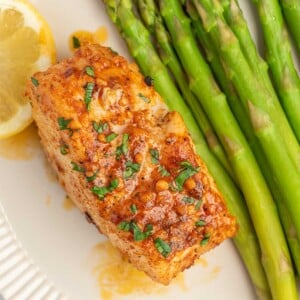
(26, 44), (236, 285)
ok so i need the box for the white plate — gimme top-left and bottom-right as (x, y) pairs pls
(0, 0), (298, 299)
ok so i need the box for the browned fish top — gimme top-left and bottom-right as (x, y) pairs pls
(26, 44), (236, 284)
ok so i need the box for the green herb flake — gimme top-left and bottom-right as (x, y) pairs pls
(72, 36), (80, 49)
(195, 199), (203, 210)
(131, 222), (153, 241)
(110, 178), (119, 189)
(86, 171), (99, 182)
(118, 221), (131, 231)
(57, 117), (72, 131)
(123, 161), (141, 179)
(154, 238), (171, 257)
(31, 77), (39, 87)
(130, 204), (137, 214)
(182, 196), (195, 204)
(93, 121), (108, 133)
(84, 82), (95, 110)
(116, 134), (129, 160)
(91, 178), (119, 200)
(85, 66), (95, 77)
(138, 93), (151, 103)
(60, 144), (69, 155)
(158, 165), (170, 177)
(91, 186), (108, 200)
(71, 162), (85, 173)
(106, 132), (118, 142)
(118, 221), (152, 241)
(150, 149), (159, 164)
(200, 233), (210, 246)
(180, 161), (196, 168)
(174, 161), (199, 191)
(195, 219), (206, 227)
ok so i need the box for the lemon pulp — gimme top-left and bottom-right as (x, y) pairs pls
(0, 0), (56, 139)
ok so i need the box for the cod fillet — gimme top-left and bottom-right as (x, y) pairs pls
(26, 44), (236, 285)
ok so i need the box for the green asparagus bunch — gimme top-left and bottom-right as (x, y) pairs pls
(185, 0), (300, 275)
(191, 0), (300, 234)
(212, 0), (300, 166)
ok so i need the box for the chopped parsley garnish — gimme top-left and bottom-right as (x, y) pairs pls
(182, 196), (195, 204)
(105, 132), (118, 142)
(149, 149), (170, 176)
(118, 221), (131, 231)
(71, 162), (85, 173)
(158, 165), (170, 177)
(86, 171), (99, 182)
(91, 178), (119, 200)
(174, 161), (199, 192)
(132, 223), (153, 241)
(150, 148), (159, 164)
(154, 238), (171, 257)
(118, 221), (153, 241)
(58, 117), (72, 131)
(60, 144), (69, 155)
(195, 199), (202, 210)
(200, 233), (210, 246)
(31, 77), (39, 87)
(195, 219), (206, 227)
(130, 204), (137, 214)
(116, 134), (129, 160)
(93, 121), (108, 133)
(123, 161), (141, 179)
(84, 82), (95, 110)
(85, 66), (95, 77)
(72, 36), (80, 48)
(144, 75), (154, 86)
(91, 186), (108, 200)
(138, 93), (151, 103)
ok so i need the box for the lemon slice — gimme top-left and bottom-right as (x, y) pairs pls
(0, 0), (56, 139)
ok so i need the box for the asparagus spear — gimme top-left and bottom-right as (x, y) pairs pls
(220, 0), (300, 274)
(253, 0), (300, 142)
(192, 0), (300, 236)
(186, 0), (300, 274)
(220, 0), (300, 157)
(136, 0), (235, 180)
(158, 0), (298, 298)
(278, 0), (300, 52)
(102, 0), (271, 298)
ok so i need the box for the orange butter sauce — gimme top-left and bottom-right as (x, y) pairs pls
(196, 256), (209, 268)
(69, 26), (108, 52)
(63, 195), (75, 211)
(90, 241), (187, 300)
(0, 124), (40, 160)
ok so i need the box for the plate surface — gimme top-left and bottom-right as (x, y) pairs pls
(0, 0), (297, 299)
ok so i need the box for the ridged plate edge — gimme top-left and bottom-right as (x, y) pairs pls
(0, 202), (68, 300)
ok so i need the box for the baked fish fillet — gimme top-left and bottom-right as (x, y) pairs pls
(26, 44), (236, 285)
